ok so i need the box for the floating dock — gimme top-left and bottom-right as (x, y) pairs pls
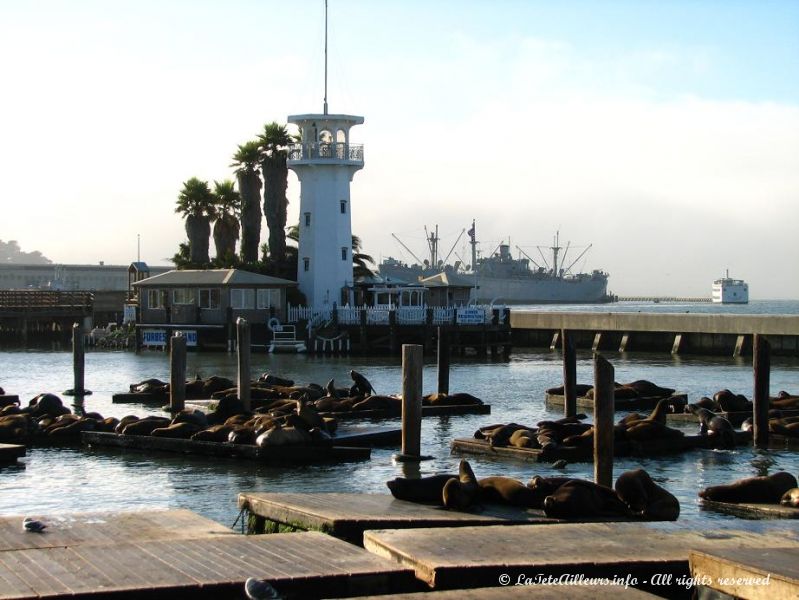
(545, 392), (686, 412)
(328, 585), (661, 599)
(82, 431), (372, 464)
(0, 443), (25, 465)
(700, 499), (799, 520)
(237, 492), (560, 544)
(667, 409), (799, 427)
(690, 547), (799, 599)
(450, 432), (752, 464)
(363, 522), (799, 592)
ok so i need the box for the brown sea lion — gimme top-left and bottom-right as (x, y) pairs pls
(478, 477), (542, 507)
(352, 395), (399, 411)
(484, 423), (529, 447)
(258, 373), (294, 387)
(542, 479), (632, 519)
(295, 399), (326, 431)
(624, 380), (675, 398)
(256, 424), (312, 446)
(686, 397), (721, 413)
(442, 460), (479, 510)
(151, 422), (202, 439)
(0, 414), (34, 442)
(114, 415), (140, 434)
(349, 370), (375, 396)
(699, 471), (798, 503)
(623, 420), (685, 441)
(508, 428), (538, 448)
(386, 474), (457, 504)
(526, 476), (573, 507)
(121, 416), (171, 436)
(780, 488), (799, 508)
(171, 409), (208, 428)
(692, 407), (736, 448)
(228, 426), (256, 445)
(191, 424), (236, 442)
(769, 419), (799, 438)
(129, 378), (167, 394)
(47, 417), (98, 438)
(427, 392), (483, 406)
(324, 379), (339, 399)
(714, 389), (751, 413)
(615, 469), (680, 521)
(546, 384), (593, 397)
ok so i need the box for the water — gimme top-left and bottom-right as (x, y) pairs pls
(1, 300), (798, 529)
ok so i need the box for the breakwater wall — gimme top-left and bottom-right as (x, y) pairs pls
(511, 311), (799, 357)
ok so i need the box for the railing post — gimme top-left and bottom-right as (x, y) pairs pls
(753, 334), (770, 449)
(237, 317), (251, 411)
(593, 353), (615, 488)
(170, 332), (186, 413)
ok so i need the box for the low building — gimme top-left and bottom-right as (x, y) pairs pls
(132, 269), (297, 349)
(419, 272), (476, 306)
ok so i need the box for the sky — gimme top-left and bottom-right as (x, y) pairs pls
(1, 0), (798, 298)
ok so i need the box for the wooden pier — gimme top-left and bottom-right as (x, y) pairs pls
(690, 547), (799, 599)
(329, 585), (662, 599)
(363, 522), (799, 592)
(82, 431), (372, 463)
(545, 392), (686, 412)
(237, 492), (560, 544)
(700, 499), (799, 520)
(0, 290), (93, 342)
(0, 443), (25, 465)
(450, 431), (752, 463)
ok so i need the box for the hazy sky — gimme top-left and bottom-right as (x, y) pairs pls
(2, 0), (797, 298)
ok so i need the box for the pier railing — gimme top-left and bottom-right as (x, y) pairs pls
(287, 142), (364, 163)
(287, 304), (502, 326)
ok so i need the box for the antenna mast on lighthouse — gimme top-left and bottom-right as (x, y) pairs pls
(323, 0), (329, 115)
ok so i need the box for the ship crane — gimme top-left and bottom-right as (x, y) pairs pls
(563, 244), (593, 274)
(515, 246), (545, 270)
(391, 233), (426, 266)
(441, 229), (465, 267)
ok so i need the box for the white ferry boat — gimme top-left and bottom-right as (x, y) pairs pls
(712, 270), (749, 304)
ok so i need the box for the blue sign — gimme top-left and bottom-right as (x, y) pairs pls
(142, 329), (197, 347)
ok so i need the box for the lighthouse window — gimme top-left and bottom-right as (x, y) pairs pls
(341, 247), (348, 261)
(304, 212), (311, 227)
(340, 200), (347, 214)
(303, 257), (310, 272)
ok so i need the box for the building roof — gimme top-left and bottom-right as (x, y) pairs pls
(128, 262), (149, 273)
(133, 269), (297, 288)
(419, 272), (476, 288)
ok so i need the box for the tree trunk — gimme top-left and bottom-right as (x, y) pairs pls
(213, 214), (239, 262)
(186, 214), (210, 264)
(262, 156), (288, 262)
(238, 170), (262, 263)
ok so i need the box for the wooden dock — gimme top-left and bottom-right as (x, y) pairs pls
(82, 431), (371, 464)
(545, 392), (686, 412)
(363, 522), (799, 592)
(112, 391), (166, 405)
(237, 492), (559, 544)
(450, 431), (752, 463)
(690, 547), (799, 599)
(0, 444), (25, 465)
(0, 530), (416, 599)
(700, 499), (799, 520)
(0, 395), (20, 408)
(328, 585), (662, 599)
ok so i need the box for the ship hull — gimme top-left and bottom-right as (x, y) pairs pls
(472, 275), (610, 304)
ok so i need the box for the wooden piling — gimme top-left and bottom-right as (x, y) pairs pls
(593, 353), (614, 487)
(169, 332), (186, 413)
(437, 327), (450, 395)
(72, 322), (85, 396)
(237, 317), (251, 411)
(399, 344), (423, 460)
(562, 329), (577, 417)
(753, 334), (771, 449)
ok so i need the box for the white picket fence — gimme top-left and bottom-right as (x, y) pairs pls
(287, 304), (505, 326)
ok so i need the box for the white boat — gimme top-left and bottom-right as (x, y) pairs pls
(712, 270), (749, 304)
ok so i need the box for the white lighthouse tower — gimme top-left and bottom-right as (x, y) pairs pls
(287, 2), (363, 310)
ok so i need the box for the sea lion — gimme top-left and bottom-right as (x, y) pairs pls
(615, 469), (680, 521)
(769, 419), (799, 438)
(508, 428), (538, 448)
(171, 409), (208, 428)
(352, 395), (399, 411)
(151, 422), (202, 439)
(115, 415), (140, 434)
(258, 373), (294, 387)
(431, 392), (483, 406)
(295, 399), (326, 431)
(542, 479), (632, 519)
(536, 414), (588, 426)
(206, 396), (247, 425)
(201, 376), (236, 397)
(699, 472), (798, 503)
(228, 426), (256, 445)
(482, 423), (529, 447)
(525, 476), (573, 508)
(714, 389), (751, 413)
(780, 488), (799, 508)
(121, 416), (171, 436)
(256, 424), (312, 446)
(624, 380), (675, 398)
(478, 477), (542, 507)
(191, 424), (236, 442)
(47, 417), (98, 438)
(623, 420), (684, 441)
(129, 378), (167, 394)
(686, 397), (721, 413)
(442, 460), (479, 510)
(692, 407), (736, 449)
(324, 379), (339, 399)
(25, 393), (68, 418)
(349, 370), (375, 396)
(546, 384), (593, 397)
(0, 414), (34, 443)
(386, 474), (457, 504)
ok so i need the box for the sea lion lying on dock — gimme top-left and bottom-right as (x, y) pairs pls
(545, 384), (593, 397)
(699, 471), (798, 503)
(770, 391), (799, 410)
(477, 476), (543, 508)
(615, 469), (679, 521)
(780, 488), (799, 508)
(690, 407), (736, 449)
(542, 479), (632, 519)
(424, 392), (483, 406)
(526, 476), (574, 507)
(713, 389), (752, 413)
(386, 474), (456, 504)
(624, 380), (676, 398)
(442, 460), (480, 510)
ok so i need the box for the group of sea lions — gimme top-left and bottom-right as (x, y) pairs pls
(686, 389), (799, 439)
(546, 379), (678, 401)
(475, 396), (690, 456)
(386, 460), (680, 521)
(699, 471), (799, 508)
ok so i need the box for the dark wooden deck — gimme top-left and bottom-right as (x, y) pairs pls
(237, 492), (560, 544)
(82, 431), (371, 464)
(690, 547), (799, 599)
(0, 395), (20, 408)
(545, 393), (686, 412)
(0, 444), (25, 465)
(700, 499), (799, 520)
(450, 431), (752, 463)
(363, 522), (799, 591)
(328, 584), (661, 599)
(0, 530), (415, 599)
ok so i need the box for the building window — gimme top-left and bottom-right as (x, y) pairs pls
(199, 288), (220, 309)
(303, 257), (310, 272)
(230, 288), (255, 309)
(304, 212), (311, 227)
(147, 289), (167, 309)
(257, 289), (278, 309)
(341, 247), (348, 261)
(340, 200), (347, 214)
(172, 288), (195, 305)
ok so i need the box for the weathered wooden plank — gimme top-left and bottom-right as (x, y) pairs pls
(545, 393), (687, 412)
(700, 500), (799, 520)
(238, 493), (559, 544)
(0, 396), (20, 408)
(363, 522), (799, 591)
(0, 444), (25, 464)
(111, 392), (166, 405)
(450, 432), (752, 463)
(690, 547), (799, 600)
(0, 509), (233, 552)
(329, 585), (662, 599)
(82, 431), (371, 463)
(0, 532), (415, 599)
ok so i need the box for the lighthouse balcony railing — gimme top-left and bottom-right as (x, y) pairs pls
(287, 142), (364, 163)
(336, 306), (361, 325)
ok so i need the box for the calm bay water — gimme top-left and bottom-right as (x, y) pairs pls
(1, 300), (797, 529)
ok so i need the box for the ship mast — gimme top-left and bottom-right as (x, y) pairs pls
(551, 231), (562, 277)
(469, 219), (478, 295)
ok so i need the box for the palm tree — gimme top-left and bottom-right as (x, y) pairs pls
(211, 179), (241, 263)
(175, 177), (215, 264)
(352, 234), (376, 278)
(258, 122), (292, 263)
(230, 141), (263, 263)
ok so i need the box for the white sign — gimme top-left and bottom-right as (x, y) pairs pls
(123, 304), (137, 324)
(456, 308), (486, 325)
(142, 329), (197, 347)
